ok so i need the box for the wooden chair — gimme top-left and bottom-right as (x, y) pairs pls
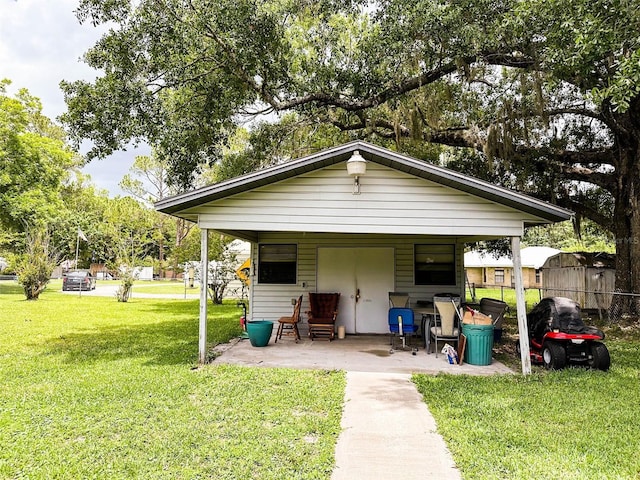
(275, 295), (302, 343)
(307, 293), (340, 341)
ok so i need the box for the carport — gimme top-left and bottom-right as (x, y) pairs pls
(156, 141), (573, 374)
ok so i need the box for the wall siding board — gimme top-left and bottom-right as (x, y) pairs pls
(195, 162), (537, 236)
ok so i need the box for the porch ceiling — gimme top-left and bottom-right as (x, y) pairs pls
(215, 229), (530, 245)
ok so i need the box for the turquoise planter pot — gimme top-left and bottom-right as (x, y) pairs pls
(246, 321), (274, 347)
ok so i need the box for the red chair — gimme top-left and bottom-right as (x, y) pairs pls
(307, 293), (340, 341)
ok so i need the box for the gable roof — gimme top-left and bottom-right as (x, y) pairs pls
(156, 141), (573, 223)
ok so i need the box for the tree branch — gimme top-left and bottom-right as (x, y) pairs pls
(269, 62), (462, 112)
(481, 52), (537, 69)
(555, 197), (614, 231)
(546, 107), (603, 122)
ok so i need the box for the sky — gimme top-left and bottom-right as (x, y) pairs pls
(0, 0), (147, 196)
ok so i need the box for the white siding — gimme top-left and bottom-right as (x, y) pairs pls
(247, 232), (465, 322)
(193, 163), (541, 237)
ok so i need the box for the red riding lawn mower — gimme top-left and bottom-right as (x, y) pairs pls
(517, 297), (610, 371)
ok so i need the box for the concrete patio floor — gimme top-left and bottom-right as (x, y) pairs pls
(213, 324), (513, 375)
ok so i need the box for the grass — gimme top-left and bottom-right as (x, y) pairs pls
(127, 280), (203, 295)
(416, 289), (640, 479)
(465, 287), (543, 310)
(4, 280), (640, 479)
(0, 282), (345, 479)
(413, 348), (640, 479)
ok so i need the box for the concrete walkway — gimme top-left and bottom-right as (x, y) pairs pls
(331, 371), (462, 480)
(215, 331), (511, 479)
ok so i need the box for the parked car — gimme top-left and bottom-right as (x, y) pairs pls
(518, 297), (610, 371)
(62, 271), (96, 291)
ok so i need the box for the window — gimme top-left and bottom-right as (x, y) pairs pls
(535, 268), (541, 284)
(414, 244), (456, 285)
(258, 244), (297, 284)
(494, 268), (505, 284)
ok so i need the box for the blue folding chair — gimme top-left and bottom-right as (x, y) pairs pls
(388, 307), (418, 354)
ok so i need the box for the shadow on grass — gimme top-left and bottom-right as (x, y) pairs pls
(44, 301), (241, 366)
(0, 281), (24, 296)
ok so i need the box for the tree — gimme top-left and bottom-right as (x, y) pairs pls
(11, 229), (59, 300)
(206, 241), (238, 304)
(1, 80), (79, 241)
(120, 153), (177, 273)
(62, 1), (640, 310)
(524, 220), (615, 254)
(0, 81), (97, 284)
(100, 196), (158, 263)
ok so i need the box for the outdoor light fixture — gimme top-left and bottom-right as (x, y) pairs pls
(346, 150), (367, 194)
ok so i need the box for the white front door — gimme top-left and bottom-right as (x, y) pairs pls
(317, 247), (395, 334)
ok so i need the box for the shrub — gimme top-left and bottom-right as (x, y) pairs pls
(12, 230), (57, 300)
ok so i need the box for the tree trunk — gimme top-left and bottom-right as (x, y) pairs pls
(612, 143), (640, 316)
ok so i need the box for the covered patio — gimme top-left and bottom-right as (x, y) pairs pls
(213, 329), (513, 375)
(156, 141), (572, 374)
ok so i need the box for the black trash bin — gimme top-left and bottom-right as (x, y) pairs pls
(479, 298), (508, 342)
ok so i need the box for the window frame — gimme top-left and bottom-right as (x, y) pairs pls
(257, 243), (298, 285)
(494, 268), (505, 285)
(414, 244), (456, 286)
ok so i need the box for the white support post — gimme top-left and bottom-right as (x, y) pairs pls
(512, 236), (532, 375)
(199, 228), (209, 364)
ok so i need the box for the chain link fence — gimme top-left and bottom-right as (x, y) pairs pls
(466, 283), (640, 323)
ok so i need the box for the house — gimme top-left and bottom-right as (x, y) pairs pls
(541, 251), (616, 310)
(156, 141), (572, 373)
(465, 246), (561, 289)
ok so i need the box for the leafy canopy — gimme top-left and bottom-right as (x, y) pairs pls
(1, 80), (79, 234)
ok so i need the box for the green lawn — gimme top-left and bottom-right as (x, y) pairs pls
(127, 280), (203, 295)
(414, 330), (640, 479)
(3, 281), (639, 479)
(0, 282), (344, 479)
(465, 286), (543, 310)
(449, 287), (640, 479)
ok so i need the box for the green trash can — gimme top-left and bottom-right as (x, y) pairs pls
(462, 323), (494, 366)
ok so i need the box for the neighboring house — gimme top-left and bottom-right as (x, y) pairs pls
(465, 246), (561, 288)
(541, 251), (616, 310)
(156, 141), (572, 371)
